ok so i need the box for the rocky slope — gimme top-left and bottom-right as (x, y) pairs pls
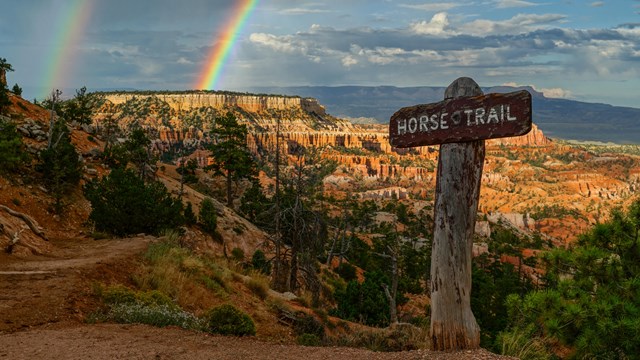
(93, 91), (640, 243)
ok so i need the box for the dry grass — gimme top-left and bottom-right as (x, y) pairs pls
(328, 323), (430, 352)
(244, 271), (270, 300)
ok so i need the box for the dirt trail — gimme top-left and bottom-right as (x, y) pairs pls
(0, 236), (152, 332)
(0, 236), (515, 360)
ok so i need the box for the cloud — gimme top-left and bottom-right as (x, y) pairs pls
(459, 13), (567, 35)
(410, 12), (453, 36)
(494, 0), (539, 8)
(399, 2), (461, 12)
(280, 8), (331, 15)
(341, 55), (358, 67)
(590, 1), (605, 7)
(502, 82), (573, 98)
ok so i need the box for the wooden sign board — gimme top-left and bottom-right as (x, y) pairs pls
(389, 90), (532, 148)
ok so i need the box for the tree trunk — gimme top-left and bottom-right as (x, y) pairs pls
(430, 77), (483, 351)
(226, 172), (233, 208)
(383, 246), (399, 325)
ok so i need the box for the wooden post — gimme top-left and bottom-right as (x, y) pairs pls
(387, 76), (531, 350)
(429, 77), (483, 350)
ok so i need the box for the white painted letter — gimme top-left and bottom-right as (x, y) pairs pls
(398, 118), (407, 134)
(465, 109), (474, 126)
(487, 107), (500, 123)
(419, 115), (429, 132)
(506, 105), (517, 121)
(408, 117), (418, 133)
(475, 108), (485, 125)
(440, 112), (449, 129)
(429, 114), (439, 130)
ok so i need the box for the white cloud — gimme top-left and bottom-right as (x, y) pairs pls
(249, 33), (297, 53)
(540, 87), (573, 98)
(459, 13), (566, 35)
(280, 8), (331, 15)
(410, 12), (453, 36)
(502, 82), (573, 98)
(176, 57), (192, 65)
(399, 2), (460, 12)
(342, 55), (358, 67)
(590, 1), (605, 7)
(495, 0), (539, 8)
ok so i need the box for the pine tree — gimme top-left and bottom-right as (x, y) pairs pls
(38, 119), (83, 212)
(504, 199), (640, 359)
(84, 168), (184, 236)
(65, 86), (93, 125)
(11, 84), (21, 96)
(0, 117), (29, 173)
(206, 113), (256, 208)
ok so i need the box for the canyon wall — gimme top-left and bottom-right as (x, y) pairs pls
(103, 93), (326, 115)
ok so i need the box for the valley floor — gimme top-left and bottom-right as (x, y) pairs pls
(0, 236), (514, 360)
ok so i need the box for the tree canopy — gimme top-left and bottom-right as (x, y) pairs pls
(206, 112), (256, 207)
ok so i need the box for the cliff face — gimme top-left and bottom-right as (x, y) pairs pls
(103, 93), (326, 115)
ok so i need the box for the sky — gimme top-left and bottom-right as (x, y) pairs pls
(1, 0), (639, 108)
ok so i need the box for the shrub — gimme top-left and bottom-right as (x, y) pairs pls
(251, 249), (271, 275)
(199, 197), (217, 234)
(205, 304), (256, 336)
(94, 285), (201, 330)
(0, 117), (29, 174)
(105, 303), (201, 329)
(335, 262), (357, 281)
(230, 247), (244, 261)
(297, 333), (322, 346)
(294, 313), (325, 339)
(183, 202), (196, 225)
(84, 168), (184, 236)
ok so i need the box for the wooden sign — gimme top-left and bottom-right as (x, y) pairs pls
(389, 90), (532, 147)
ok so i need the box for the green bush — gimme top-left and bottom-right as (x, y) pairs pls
(335, 262), (357, 281)
(95, 285), (201, 330)
(84, 168), (184, 236)
(205, 304), (256, 336)
(199, 197), (218, 234)
(231, 247), (245, 261)
(0, 117), (28, 174)
(294, 313), (325, 339)
(251, 249), (271, 275)
(105, 303), (202, 329)
(297, 333), (322, 346)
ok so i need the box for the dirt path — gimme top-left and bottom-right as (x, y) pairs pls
(0, 236), (516, 360)
(0, 236), (153, 332)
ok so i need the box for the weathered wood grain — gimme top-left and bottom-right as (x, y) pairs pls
(389, 89), (532, 147)
(429, 77), (482, 351)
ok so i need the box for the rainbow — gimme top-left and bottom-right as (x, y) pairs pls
(41, 0), (93, 99)
(195, 0), (258, 90)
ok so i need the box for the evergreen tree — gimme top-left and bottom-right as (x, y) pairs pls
(0, 59), (11, 114)
(183, 202), (197, 226)
(206, 112), (256, 208)
(38, 119), (83, 212)
(84, 167), (184, 236)
(64, 86), (93, 125)
(504, 199), (640, 359)
(198, 197), (218, 235)
(0, 117), (29, 173)
(123, 127), (155, 180)
(11, 84), (22, 96)
(0, 58), (12, 85)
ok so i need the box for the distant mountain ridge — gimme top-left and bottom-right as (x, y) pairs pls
(249, 86), (640, 144)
